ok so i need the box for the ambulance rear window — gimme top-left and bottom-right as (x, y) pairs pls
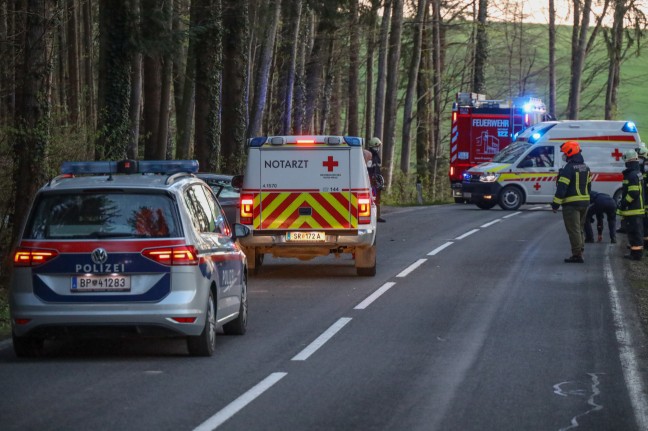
(24, 192), (181, 239)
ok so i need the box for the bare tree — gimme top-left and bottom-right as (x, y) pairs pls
(548, 0), (556, 118)
(141, 0), (163, 158)
(364, 0), (380, 140)
(66, 0), (80, 126)
(567, 0), (592, 119)
(128, 0), (142, 159)
(472, 0), (488, 93)
(347, 0), (360, 136)
(373, 0), (391, 140)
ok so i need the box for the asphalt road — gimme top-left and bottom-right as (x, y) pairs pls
(1, 203), (647, 431)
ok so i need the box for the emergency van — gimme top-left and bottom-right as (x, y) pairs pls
(236, 135), (377, 276)
(461, 120), (642, 210)
(449, 92), (547, 202)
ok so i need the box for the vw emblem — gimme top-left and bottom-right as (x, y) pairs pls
(91, 248), (108, 265)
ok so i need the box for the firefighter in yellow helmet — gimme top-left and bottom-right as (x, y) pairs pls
(618, 149), (645, 260)
(551, 140), (591, 263)
(367, 137), (385, 222)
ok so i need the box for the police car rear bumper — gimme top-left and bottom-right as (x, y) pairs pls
(460, 182), (502, 203)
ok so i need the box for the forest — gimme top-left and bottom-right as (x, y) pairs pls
(0, 0), (647, 285)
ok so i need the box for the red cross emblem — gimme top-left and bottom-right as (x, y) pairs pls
(611, 148), (623, 161)
(323, 156), (338, 172)
(534, 182), (541, 191)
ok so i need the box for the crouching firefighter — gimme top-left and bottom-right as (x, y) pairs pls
(618, 149), (645, 260)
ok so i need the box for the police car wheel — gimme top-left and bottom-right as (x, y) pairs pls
(223, 275), (248, 335)
(498, 186), (523, 211)
(12, 332), (44, 358)
(187, 290), (217, 357)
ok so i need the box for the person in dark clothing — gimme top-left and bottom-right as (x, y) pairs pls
(635, 146), (648, 247)
(551, 141), (591, 263)
(367, 137), (386, 223)
(617, 150), (645, 260)
(584, 191), (617, 243)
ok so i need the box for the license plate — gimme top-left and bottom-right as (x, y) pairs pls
(71, 275), (131, 292)
(463, 192), (472, 198)
(286, 231), (326, 242)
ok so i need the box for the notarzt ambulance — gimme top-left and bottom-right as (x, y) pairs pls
(236, 135), (377, 276)
(461, 120), (642, 210)
(449, 92), (547, 202)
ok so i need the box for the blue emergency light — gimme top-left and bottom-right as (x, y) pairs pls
(622, 121), (638, 133)
(60, 160), (199, 175)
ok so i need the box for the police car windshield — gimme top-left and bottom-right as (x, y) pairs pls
(24, 192), (181, 239)
(492, 142), (532, 164)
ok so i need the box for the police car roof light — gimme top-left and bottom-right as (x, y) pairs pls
(326, 137), (342, 145)
(249, 137), (267, 147)
(60, 160), (199, 175)
(623, 121), (638, 133)
(60, 161), (114, 175)
(344, 136), (362, 146)
(270, 137), (285, 145)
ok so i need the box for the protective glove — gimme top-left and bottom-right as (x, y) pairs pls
(551, 202), (560, 212)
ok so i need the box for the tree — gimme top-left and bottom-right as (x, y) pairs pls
(373, 0), (391, 140)
(472, 0), (488, 93)
(347, 0), (360, 136)
(567, 0), (592, 119)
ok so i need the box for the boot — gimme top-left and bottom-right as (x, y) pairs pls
(564, 254), (584, 263)
(624, 249), (643, 261)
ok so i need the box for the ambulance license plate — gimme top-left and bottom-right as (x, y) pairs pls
(71, 275), (131, 292)
(286, 231), (326, 242)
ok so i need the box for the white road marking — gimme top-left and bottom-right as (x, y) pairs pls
(480, 219), (501, 228)
(455, 229), (479, 240)
(428, 241), (453, 256)
(396, 259), (427, 278)
(193, 372), (287, 431)
(529, 205), (546, 210)
(503, 211), (522, 219)
(604, 250), (648, 430)
(355, 282), (396, 310)
(292, 317), (352, 361)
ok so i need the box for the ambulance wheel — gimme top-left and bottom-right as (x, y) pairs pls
(498, 186), (523, 210)
(356, 244), (376, 276)
(475, 201), (496, 210)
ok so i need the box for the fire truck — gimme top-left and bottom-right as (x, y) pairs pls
(449, 92), (547, 202)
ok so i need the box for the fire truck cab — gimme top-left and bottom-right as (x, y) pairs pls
(449, 92), (547, 202)
(236, 135), (377, 276)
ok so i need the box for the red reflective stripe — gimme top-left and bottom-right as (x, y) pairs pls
(19, 239), (185, 253)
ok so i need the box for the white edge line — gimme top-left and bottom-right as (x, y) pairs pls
(480, 219), (501, 228)
(428, 241), (454, 256)
(503, 211), (522, 219)
(604, 250), (648, 430)
(396, 258), (427, 278)
(455, 228), (479, 240)
(193, 372), (288, 431)
(355, 282), (397, 310)
(529, 206), (546, 210)
(291, 317), (352, 361)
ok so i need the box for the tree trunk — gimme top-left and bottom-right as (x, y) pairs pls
(66, 0), (80, 126)
(382, 0), (403, 188)
(221, 0), (249, 172)
(347, 0), (359, 136)
(157, 0), (173, 160)
(548, 0), (556, 118)
(472, 0), (488, 93)
(96, 0), (132, 160)
(128, 0), (142, 159)
(364, 1), (379, 140)
(82, 0), (95, 156)
(605, 0), (625, 120)
(247, 0), (280, 138)
(373, 0), (391, 140)
(292, 7), (313, 135)
(11, 0), (53, 250)
(567, 0), (591, 119)
(416, 2), (431, 180)
(176, 0), (197, 160)
(304, 11), (335, 134)
(400, 0), (428, 174)
(142, 0), (163, 158)
(193, 0), (222, 172)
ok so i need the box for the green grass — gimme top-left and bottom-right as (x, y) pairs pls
(0, 289), (10, 340)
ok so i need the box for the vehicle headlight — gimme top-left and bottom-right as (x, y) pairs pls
(479, 173), (500, 183)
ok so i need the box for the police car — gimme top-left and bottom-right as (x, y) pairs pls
(10, 160), (249, 357)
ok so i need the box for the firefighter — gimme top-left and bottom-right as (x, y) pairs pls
(635, 145), (648, 248)
(617, 149), (645, 260)
(367, 137), (386, 223)
(584, 191), (617, 243)
(551, 140), (591, 263)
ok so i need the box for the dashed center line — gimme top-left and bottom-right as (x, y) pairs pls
(455, 228), (479, 240)
(355, 282), (396, 310)
(480, 219), (501, 228)
(396, 258), (427, 278)
(292, 317), (352, 361)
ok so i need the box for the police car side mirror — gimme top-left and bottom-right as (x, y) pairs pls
(231, 175), (243, 190)
(232, 223), (250, 240)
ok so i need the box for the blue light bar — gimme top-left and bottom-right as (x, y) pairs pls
(344, 136), (362, 146)
(249, 137), (267, 147)
(60, 160), (199, 175)
(623, 121), (638, 133)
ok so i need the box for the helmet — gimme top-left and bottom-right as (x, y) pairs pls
(560, 140), (580, 157)
(368, 137), (382, 148)
(635, 146), (648, 159)
(623, 149), (639, 162)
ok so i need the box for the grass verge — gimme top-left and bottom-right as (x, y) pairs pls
(623, 254), (648, 337)
(0, 288), (10, 339)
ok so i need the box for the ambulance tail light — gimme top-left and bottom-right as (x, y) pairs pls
(240, 194), (254, 224)
(142, 245), (199, 266)
(13, 248), (59, 267)
(358, 194), (372, 224)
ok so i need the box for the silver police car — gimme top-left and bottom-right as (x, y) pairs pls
(10, 160), (249, 357)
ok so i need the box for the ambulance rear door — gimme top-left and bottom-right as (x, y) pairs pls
(257, 147), (354, 230)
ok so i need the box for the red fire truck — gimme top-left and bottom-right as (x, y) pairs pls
(449, 92), (547, 202)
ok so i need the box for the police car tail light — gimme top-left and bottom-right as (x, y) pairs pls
(240, 194), (254, 224)
(142, 245), (199, 266)
(358, 194), (372, 224)
(13, 248), (59, 267)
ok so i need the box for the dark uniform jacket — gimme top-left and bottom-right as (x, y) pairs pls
(617, 161), (645, 217)
(552, 152), (591, 209)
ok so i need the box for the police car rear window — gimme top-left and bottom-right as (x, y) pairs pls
(24, 192), (181, 239)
